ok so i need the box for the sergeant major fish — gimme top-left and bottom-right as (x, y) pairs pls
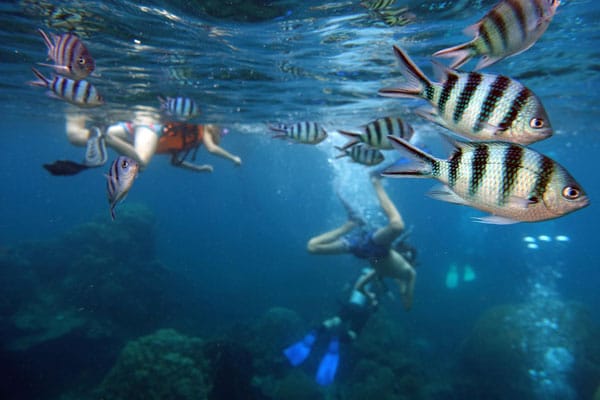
(361, 0), (396, 10)
(382, 135), (588, 224)
(106, 156), (140, 221)
(335, 143), (385, 166)
(433, 0), (560, 70)
(268, 121), (328, 144)
(379, 46), (552, 145)
(37, 29), (95, 80)
(338, 116), (414, 150)
(158, 96), (200, 121)
(30, 67), (104, 107)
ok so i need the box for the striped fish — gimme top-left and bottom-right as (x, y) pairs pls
(361, 0), (396, 10)
(379, 46), (552, 145)
(158, 96), (200, 120)
(38, 29), (95, 80)
(83, 127), (107, 167)
(376, 8), (415, 27)
(433, 0), (560, 70)
(383, 135), (588, 224)
(30, 67), (104, 107)
(335, 143), (385, 166)
(106, 156), (140, 221)
(268, 121), (328, 144)
(338, 116), (414, 150)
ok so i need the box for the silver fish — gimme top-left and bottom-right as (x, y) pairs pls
(268, 121), (328, 144)
(379, 46), (552, 145)
(335, 143), (384, 166)
(106, 156), (140, 220)
(30, 67), (104, 107)
(339, 116), (414, 150)
(38, 29), (95, 80)
(433, 0), (560, 70)
(383, 135), (589, 224)
(158, 96), (200, 120)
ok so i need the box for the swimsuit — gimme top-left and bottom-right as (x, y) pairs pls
(343, 230), (389, 260)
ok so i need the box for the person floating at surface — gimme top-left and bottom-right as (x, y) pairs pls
(283, 267), (389, 386)
(307, 175), (417, 310)
(44, 109), (242, 175)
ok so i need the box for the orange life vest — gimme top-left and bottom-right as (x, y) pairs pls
(156, 122), (204, 155)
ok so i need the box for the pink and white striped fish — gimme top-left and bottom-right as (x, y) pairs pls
(434, 0), (560, 70)
(38, 29), (95, 80)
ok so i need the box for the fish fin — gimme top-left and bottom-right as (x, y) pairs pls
(427, 185), (469, 205)
(267, 124), (286, 133)
(37, 28), (54, 53)
(271, 134), (287, 139)
(414, 105), (449, 129)
(433, 41), (475, 70)
(29, 67), (49, 87)
(378, 46), (432, 99)
(333, 146), (348, 159)
(337, 130), (361, 149)
(43, 160), (90, 176)
(463, 21), (481, 38)
(84, 132), (108, 167)
(110, 206), (116, 221)
(157, 95), (168, 109)
(507, 195), (538, 209)
(37, 62), (72, 75)
(474, 55), (503, 71)
(382, 135), (438, 178)
(472, 215), (520, 225)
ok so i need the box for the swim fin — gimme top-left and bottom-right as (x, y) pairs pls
(43, 160), (90, 176)
(283, 331), (317, 366)
(315, 337), (340, 386)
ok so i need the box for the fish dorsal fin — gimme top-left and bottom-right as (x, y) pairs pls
(463, 21), (482, 38)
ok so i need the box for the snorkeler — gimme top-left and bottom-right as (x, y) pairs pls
(44, 110), (242, 175)
(283, 267), (388, 386)
(307, 174), (417, 309)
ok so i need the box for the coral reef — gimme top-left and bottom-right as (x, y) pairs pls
(95, 329), (208, 400)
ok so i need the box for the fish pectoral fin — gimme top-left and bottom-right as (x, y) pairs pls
(474, 55), (502, 70)
(427, 185), (468, 205)
(507, 195), (538, 209)
(472, 215), (520, 225)
(37, 62), (71, 74)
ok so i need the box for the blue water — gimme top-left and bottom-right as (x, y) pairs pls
(1, 0), (599, 399)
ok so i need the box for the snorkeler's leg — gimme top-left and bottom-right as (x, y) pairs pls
(371, 176), (405, 246)
(353, 269), (378, 305)
(396, 268), (416, 310)
(307, 221), (356, 254)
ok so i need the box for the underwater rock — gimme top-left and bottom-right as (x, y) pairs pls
(96, 329), (208, 400)
(460, 301), (600, 399)
(271, 370), (323, 400)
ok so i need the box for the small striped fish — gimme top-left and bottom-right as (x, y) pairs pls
(83, 127), (107, 167)
(379, 46), (552, 145)
(361, 0), (396, 10)
(106, 156), (140, 221)
(335, 143), (385, 166)
(338, 116), (414, 150)
(376, 8), (415, 27)
(383, 135), (588, 224)
(434, 0), (560, 70)
(158, 96), (200, 120)
(30, 67), (104, 107)
(268, 121), (328, 144)
(38, 29), (95, 80)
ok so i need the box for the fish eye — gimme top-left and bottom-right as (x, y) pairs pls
(121, 159), (129, 168)
(529, 118), (545, 129)
(78, 57), (86, 65)
(562, 186), (581, 200)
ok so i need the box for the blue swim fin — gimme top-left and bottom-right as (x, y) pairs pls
(315, 337), (340, 386)
(283, 331), (317, 366)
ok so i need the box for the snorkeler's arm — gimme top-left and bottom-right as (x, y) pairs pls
(354, 269), (378, 305)
(175, 160), (214, 173)
(203, 133), (242, 165)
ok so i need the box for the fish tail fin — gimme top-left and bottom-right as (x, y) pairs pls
(379, 45), (432, 99)
(333, 146), (348, 159)
(29, 67), (49, 87)
(383, 135), (439, 178)
(433, 41), (475, 70)
(337, 130), (361, 149)
(110, 206), (116, 221)
(157, 95), (167, 109)
(37, 28), (53, 53)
